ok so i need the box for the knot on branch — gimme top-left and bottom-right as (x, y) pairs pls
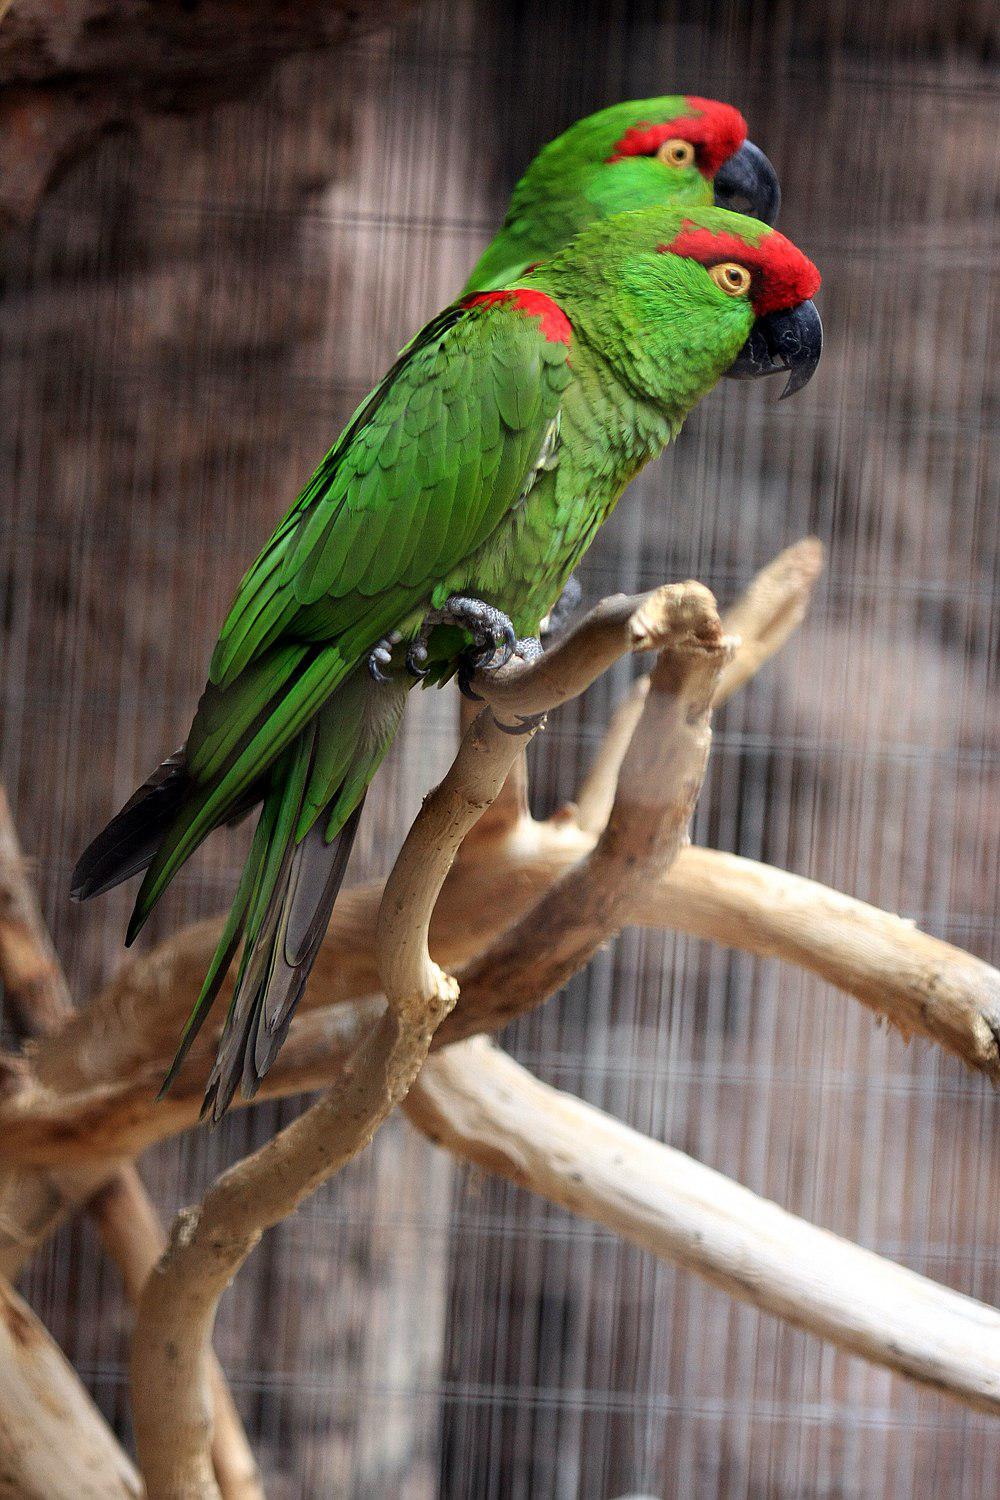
(629, 579), (725, 655)
(392, 961), (460, 1028)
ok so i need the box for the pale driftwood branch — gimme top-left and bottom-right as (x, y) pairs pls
(4, 539), (995, 1477)
(406, 1038), (1000, 1416)
(130, 581), (721, 1498)
(437, 584), (734, 1046)
(456, 688), (529, 843)
(131, 1010), (403, 1499)
(126, 712), (504, 1497)
(0, 788), (262, 1500)
(0, 1276), (143, 1498)
(5, 833), (998, 1172)
(465, 583), (706, 715)
(90, 1172), (264, 1500)
(575, 537), (824, 833)
(2, 997), (384, 1170)
(0, 787), (73, 1034)
(22, 535), (995, 1155)
(635, 847), (1000, 1073)
(713, 535), (824, 702)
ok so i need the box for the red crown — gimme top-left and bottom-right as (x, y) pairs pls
(659, 221), (821, 316)
(607, 97), (747, 177)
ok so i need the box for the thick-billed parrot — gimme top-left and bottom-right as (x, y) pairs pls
(73, 206), (821, 1118)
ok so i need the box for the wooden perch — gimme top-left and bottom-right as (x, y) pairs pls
(0, 1276), (142, 1498)
(7, 832), (998, 1177)
(7, 537), (992, 1157)
(3, 540), (996, 1492)
(406, 1038), (1000, 1416)
(5, 835), (997, 1170)
(438, 583), (734, 1045)
(129, 581), (725, 1498)
(0, 788), (73, 1037)
(575, 537), (824, 832)
(0, 789), (262, 1500)
(636, 849), (1000, 1071)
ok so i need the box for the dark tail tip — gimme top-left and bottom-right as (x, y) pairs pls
(71, 750), (189, 901)
(203, 796), (366, 1121)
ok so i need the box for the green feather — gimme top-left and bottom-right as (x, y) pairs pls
(157, 791), (280, 1098)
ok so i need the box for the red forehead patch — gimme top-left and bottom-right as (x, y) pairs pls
(462, 288), (572, 346)
(607, 97), (747, 176)
(659, 222), (821, 316)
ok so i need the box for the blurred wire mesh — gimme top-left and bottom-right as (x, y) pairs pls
(1, 0), (998, 1495)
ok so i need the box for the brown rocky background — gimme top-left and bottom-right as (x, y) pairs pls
(1, 0), (998, 1495)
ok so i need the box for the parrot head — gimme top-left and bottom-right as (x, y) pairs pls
(586, 95), (780, 224)
(519, 95), (778, 224)
(530, 204), (821, 415)
(463, 96), (782, 294)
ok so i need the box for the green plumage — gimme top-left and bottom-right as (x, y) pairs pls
(75, 202), (784, 1117)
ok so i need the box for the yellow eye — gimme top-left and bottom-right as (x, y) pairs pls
(709, 261), (753, 297)
(656, 138), (696, 168)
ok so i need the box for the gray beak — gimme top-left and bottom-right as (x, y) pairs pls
(724, 299), (823, 399)
(713, 140), (781, 226)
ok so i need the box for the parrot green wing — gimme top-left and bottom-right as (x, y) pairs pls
(128, 293), (573, 936)
(205, 295), (573, 699)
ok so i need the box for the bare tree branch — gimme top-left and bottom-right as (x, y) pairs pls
(406, 1038), (1000, 1416)
(0, 787), (72, 1035)
(0, 788), (262, 1499)
(129, 581), (723, 1498)
(90, 1173), (264, 1500)
(575, 538), (824, 833)
(714, 536), (824, 702)
(634, 848), (1000, 1073)
(4, 830), (998, 1173)
(437, 583), (734, 1045)
(3, 542), (995, 1481)
(0, 1275), (142, 1498)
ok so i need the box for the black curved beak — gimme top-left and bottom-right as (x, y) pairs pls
(724, 299), (823, 399)
(713, 140), (781, 226)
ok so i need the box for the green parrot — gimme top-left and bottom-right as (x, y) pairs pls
(465, 93), (782, 632)
(72, 205), (821, 1118)
(463, 95), (781, 295)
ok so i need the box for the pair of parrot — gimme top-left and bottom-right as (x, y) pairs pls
(73, 95), (822, 1119)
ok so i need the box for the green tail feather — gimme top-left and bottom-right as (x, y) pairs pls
(157, 794), (280, 1099)
(126, 643), (352, 947)
(154, 671), (408, 1120)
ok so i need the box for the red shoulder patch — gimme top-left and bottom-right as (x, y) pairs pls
(462, 288), (572, 346)
(659, 222), (821, 317)
(607, 97), (747, 177)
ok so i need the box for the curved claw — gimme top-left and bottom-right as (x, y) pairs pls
(468, 620), (516, 670)
(493, 710), (547, 736)
(368, 645), (394, 685)
(457, 634), (542, 703)
(406, 641), (429, 678)
(496, 619), (518, 665)
(456, 662), (484, 702)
